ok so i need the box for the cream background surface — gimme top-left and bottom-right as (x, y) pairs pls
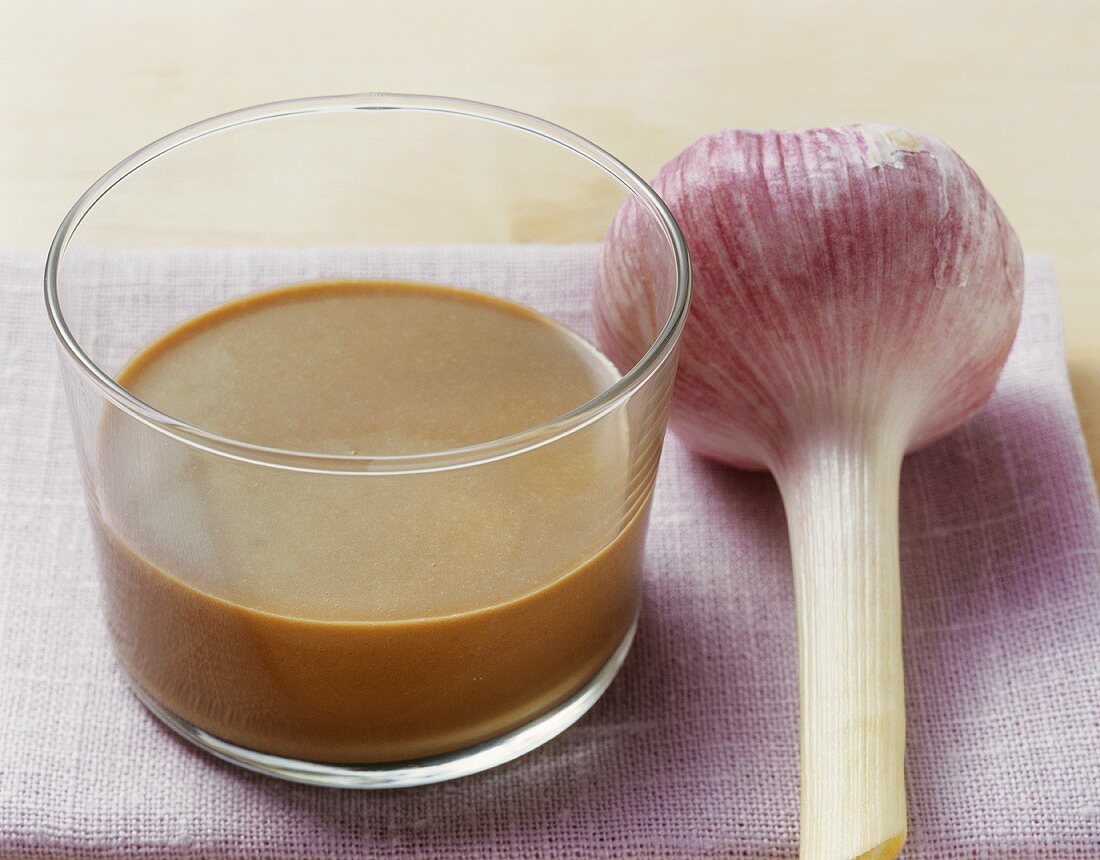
(3, 0), (1097, 480)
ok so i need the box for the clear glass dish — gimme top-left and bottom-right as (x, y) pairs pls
(45, 93), (689, 787)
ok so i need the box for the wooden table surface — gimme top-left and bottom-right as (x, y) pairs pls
(4, 0), (1098, 484)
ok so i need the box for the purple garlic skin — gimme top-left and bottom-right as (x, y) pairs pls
(596, 125), (1025, 471)
(597, 125), (1025, 860)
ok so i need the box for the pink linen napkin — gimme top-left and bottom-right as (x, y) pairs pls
(1, 247), (1098, 858)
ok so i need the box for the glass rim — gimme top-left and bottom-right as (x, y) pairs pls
(44, 93), (691, 475)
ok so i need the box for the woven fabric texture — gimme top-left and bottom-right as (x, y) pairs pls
(1, 248), (1098, 858)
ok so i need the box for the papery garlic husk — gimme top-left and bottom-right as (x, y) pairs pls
(596, 125), (1024, 860)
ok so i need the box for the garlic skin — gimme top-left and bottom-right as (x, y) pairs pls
(598, 125), (1023, 469)
(596, 125), (1024, 860)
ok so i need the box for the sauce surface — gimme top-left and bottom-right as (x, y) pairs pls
(96, 281), (644, 762)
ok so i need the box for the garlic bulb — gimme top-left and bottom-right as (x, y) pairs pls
(596, 125), (1024, 860)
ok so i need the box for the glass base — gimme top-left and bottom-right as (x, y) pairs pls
(126, 613), (637, 788)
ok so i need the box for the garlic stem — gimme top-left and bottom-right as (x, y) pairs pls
(776, 427), (907, 860)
